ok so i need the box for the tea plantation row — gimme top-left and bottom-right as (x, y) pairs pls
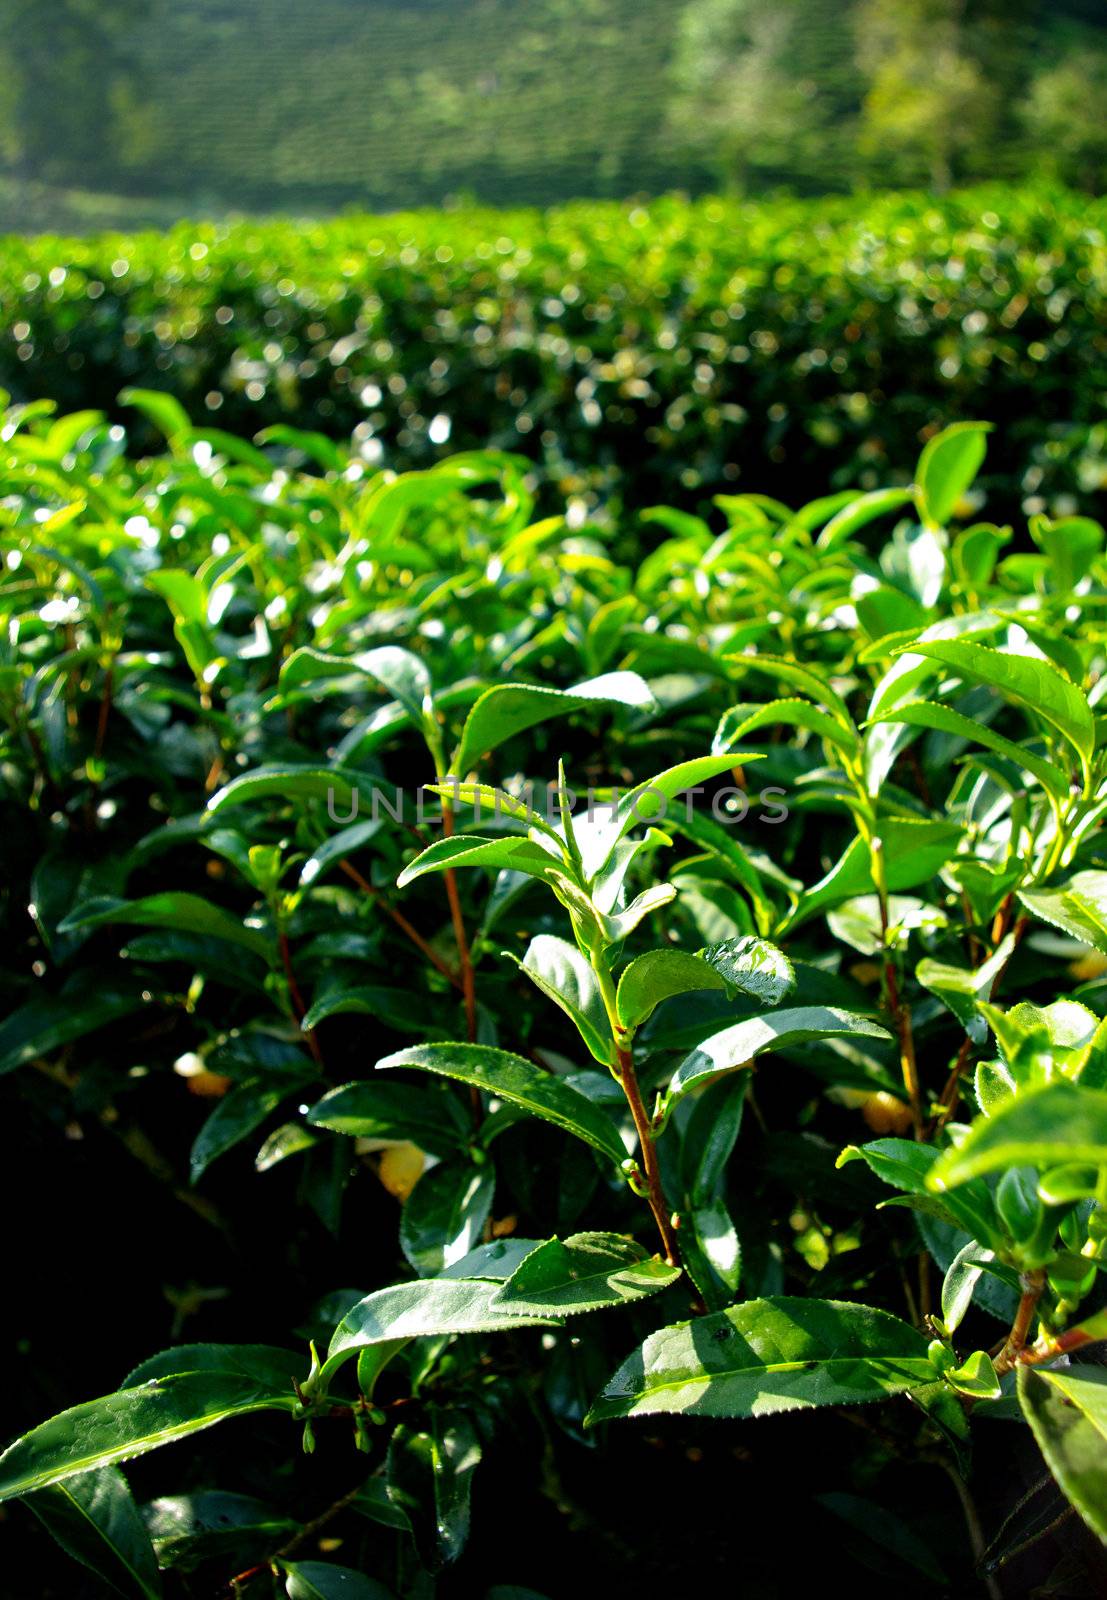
(3, 184), (1106, 517)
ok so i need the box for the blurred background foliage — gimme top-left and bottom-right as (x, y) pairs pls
(0, 0), (1106, 230)
(3, 187), (1106, 519)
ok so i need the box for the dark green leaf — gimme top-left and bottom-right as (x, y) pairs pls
(587, 1297), (934, 1422)
(376, 1043), (626, 1165)
(387, 1412), (480, 1570)
(670, 1008), (890, 1101)
(281, 1561), (395, 1599)
(0, 1370), (300, 1500)
(27, 1467), (163, 1599)
(59, 894), (271, 961)
(496, 1232), (680, 1315)
(400, 1163), (495, 1277)
(929, 1082), (1107, 1190)
(1019, 1366), (1107, 1544)
(307, 1081), (470, 1159)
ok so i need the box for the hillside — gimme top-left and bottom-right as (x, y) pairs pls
(0, 0), (1105, 229)
(1, 0), (700, 221)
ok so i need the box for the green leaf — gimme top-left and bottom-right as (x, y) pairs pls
(442, 1239), (543, 1280)
(869, 701), (1069, 801)
(789, 819), (964, 929)
(27, 1467), (163, 1599)
(929, 1082), (1107, 1190)
(945, 1349), (1001, 1400)
(300, 985), (450, 1037)
(578, 755), (759, 878)
(192, 1076), (312, 1182)
(915, 936), (1017, 1044)
(146, 569), (207, 626)
(0, 975), (143, 1077)
(206, 764), (379, 818)
(688, 1199), (742, 1295)
(123, 1345), (306, 1389)
(697, 935), (795, 1006)
(815, 488), (916, 550)
(307, 1081), (471, 1159)
(143, 1491), (297, 1572)
(1019, 872), (1107, 955)
(897, 640), (1094, 779)
(453, 672), (654, 775)
(401, 1163), (495, 1277)
(352, 645), (433, 727)
(509, 934), (613, 1065)
(839, 1139), (999, 1246)
(425, 780), (558, 836)
(397, 834), (564, 890)
(1030, 515), (1104, 591)
(255, 424), (345, 470)
(281, 1561), (395, 1599)
(713, 698), (859, 757)
(386, 1412), (480, 1571)
(615, 949), (726, 1032)
(1019, 1366), (1107, 1544)
(680, 1077), (747, 1207)
(854, 585), (927, 641)
(916, 422), (991, 527)
(58, 893), (271, 961)
(279, 644), (432, 726)
(119, 387), (191, 444)
(722, 652), (854, 727)
(350, 1478), (410, 1532)
(376, 1043), (626, 1165)
(941, 1241), (998, 1334)
(495, 1232), (680, 1315)
(586, 1297), (934, 1422)
(0, 1367), (301, 1500)
(669, 1008), (890, 1102)
(815, 1490), (947, 1584)
(323, 1276), (557, 1381)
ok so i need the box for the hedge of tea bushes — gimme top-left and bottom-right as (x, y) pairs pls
(2, 184), (1106, 517)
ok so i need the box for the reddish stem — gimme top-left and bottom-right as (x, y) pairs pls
(440, 803), (477, 1043)
(278, 929), (323, 1068)
(338, 858), (461, 988)
(617, 1043), (679, 1266)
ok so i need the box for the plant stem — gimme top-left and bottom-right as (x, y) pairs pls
(440, 801), (477, 1042)
(931, 1035), (973, 1135)
(272, 1480), (363, 1561)
(931, 907), (1030, 1133)
(338, 858), (461, 987)
(617, 1041), (679, 1265)
(995, 1269), (1045, 1375)
(1020, 1320), (1099, 1366)
(92, 652), (115, 766)
(228, 1481), (363, 1593)
(870, 832), (924, 1138)
(592, 955), (679, 1265)
(278, 928), (324, 1069)
(935, 1459), (1003, 1600)
(882, 954), (923, 1140)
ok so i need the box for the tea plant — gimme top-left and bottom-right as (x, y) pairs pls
(3, 395), (1107, 1595)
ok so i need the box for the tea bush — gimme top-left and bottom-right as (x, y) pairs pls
(4, 185), (1107, 518)
(3, 392), (1107, 1595)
